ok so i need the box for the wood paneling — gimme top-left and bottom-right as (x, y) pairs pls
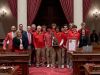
(0, 0), (17, 38)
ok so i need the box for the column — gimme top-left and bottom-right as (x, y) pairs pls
(74, 0), (83, 30)
(17, 0), (27, 31)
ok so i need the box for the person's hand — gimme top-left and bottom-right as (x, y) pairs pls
(35, 48), (37, 50)
(69, 40), (72, 42)
(63, 45), (67, 49)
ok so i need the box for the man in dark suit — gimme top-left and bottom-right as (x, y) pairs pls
(90, 30), (98, 44)
(31, 24), (36, 65)
(26, 26), (33, 50)
(26, 26), (33, 66)
(19, 24), (28, 50)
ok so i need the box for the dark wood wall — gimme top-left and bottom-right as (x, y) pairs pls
(0, 0), (17, 38)
(85, 0), (100, 33)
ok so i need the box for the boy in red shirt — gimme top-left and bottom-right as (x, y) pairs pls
(60, 25), (69, 68)
(44, 27), (53, 67)
(67, 25), (80, 68)
(33, 26), (45, 67)
(51, 23), (56, 34)
(52, 27), (62, 68)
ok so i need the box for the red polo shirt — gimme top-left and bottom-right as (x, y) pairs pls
(33, 32), (45, 48)
(67, 30), (80, 48)
(67, 30), (80, 40)
(44, 32), (52, 47)
(61, 31), (68, 47)
(51, 29), (56, 34)
(54, 32), (62, 46)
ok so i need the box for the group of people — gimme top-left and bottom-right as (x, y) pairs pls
(3, 22), (97, 68)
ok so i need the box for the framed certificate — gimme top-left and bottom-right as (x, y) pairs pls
(67, 39), (77, 52)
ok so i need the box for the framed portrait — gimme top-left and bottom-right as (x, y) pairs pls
(67, 39), (77, 52)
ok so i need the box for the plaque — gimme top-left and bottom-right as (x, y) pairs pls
(67, 39), (77, 52)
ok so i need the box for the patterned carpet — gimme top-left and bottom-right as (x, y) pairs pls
(29, 66), (73, 75)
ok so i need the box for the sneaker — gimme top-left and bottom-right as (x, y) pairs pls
(58, 65), (61, 68)
(61, 65), (64, 68)
(51, 64), (55, 68)
(28, 62), (31, 66)
(36, 64), (39, 68)
(67, 65), (70, 68)
(47, 64), (50, 68)
(28, 63), (31, 66)
(52, 66), (55, 68)
(41, 63), (45, 67)
(69, 66), (72, 69)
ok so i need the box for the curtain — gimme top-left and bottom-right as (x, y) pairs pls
(7, 0), (17, 18)
(60, 0), (73, 23)
(83, 0), (91, 22)
(27, 0), (42, 25)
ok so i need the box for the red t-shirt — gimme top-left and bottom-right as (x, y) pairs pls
(67, 30), (80, 48)
(54, 32), (62, 46)
(67, 30), (80, 40)
(33, 32), (45, 48)
(44, 32), (52, 47)
(61, 31), (68, 47)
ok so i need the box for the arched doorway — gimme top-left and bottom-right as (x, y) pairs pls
(33, 0), (68, 26)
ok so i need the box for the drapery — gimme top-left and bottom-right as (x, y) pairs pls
(7, 0), (17, 18)
(60, 0), (73, 23)
(83, 0), (91, 22)
(27, 0), (42, 25)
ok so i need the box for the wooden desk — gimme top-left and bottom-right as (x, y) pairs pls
(84, 64), (100, 75)
(0, 51), (30, 75)
(0, 66), (19, 75)
(70, 49), (100, 75)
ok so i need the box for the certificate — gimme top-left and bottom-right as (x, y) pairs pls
(67, 39), (77, 52)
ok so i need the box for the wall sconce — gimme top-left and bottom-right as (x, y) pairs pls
(0, 9), (7, 17)
(92, 9), (100, 18)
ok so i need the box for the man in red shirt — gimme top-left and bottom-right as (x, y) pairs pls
(42, 25), (47, 34)
(67, 25), (80, 68)
(52, 27), (62, 68)
(3, 26), (16, 52)
(67, 26), (80, 40)
(31, 24), (36, 32)
(60, 25), (69, 68)
(51, 23), (56, 33)
(44, 27), (53, 67)
(69, 23), (74, 30)
(33, 26), (45, 67)
(31, 24), (36, 64)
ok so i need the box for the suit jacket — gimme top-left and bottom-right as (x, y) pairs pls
(26, 31), (33, 45)
(21, 30), (28, 49)
(13, 37), (21, 50)
(3, 32), (14, 51)
(13, 36), (28, 50)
